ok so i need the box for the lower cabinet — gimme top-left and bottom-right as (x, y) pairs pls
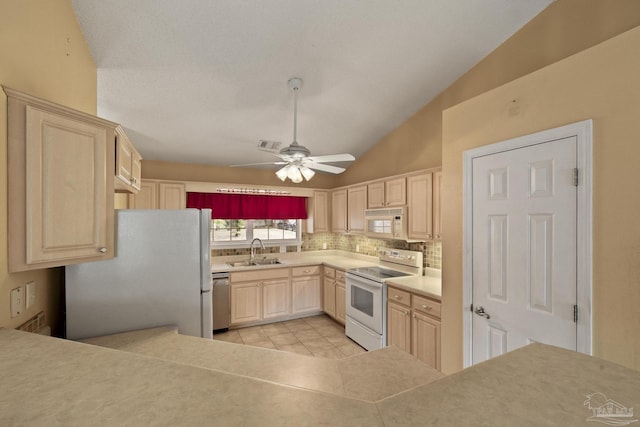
(229, 266), (321, 327)
(291, 266), (322, 315)
(263, 279), (290, 319)
(322, 267), (346, 325)
(387, 285), (441, 370)
(230, 281), (262, 325)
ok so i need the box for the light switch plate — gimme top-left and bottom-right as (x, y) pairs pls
(10, 287), (24, 318)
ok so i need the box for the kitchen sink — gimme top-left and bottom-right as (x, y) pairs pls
(227, 259), (282, 268)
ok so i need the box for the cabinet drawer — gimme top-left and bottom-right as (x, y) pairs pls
(335, 270), (346, 283)
(231, 267), (289, 282)
(292, 265), (320, 277)
(388, 286), (411, 307)
(324, 267), (336, 278)
(412, 295), (441, 319)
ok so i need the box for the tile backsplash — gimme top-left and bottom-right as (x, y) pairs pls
(211, 233), (442, 270)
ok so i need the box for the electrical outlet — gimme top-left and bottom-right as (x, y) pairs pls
(356, 244), (360, 253)
(26, 281), (36, 309)
(10, 287), (24, 318)
(322, 242), (327, 250)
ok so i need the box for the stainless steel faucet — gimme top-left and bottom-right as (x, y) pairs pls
(250, 238), (265, 261)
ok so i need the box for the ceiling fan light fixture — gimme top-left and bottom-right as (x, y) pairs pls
(287, 165), (303, 183)
(275, 165), (289, 181)
(299, 165), (315, 181)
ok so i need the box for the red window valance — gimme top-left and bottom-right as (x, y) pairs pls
(186, 192), (308, 220)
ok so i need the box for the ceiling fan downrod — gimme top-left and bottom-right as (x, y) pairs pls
(288, 77), (303, 146)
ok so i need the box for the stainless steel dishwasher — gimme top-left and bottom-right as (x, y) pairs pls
(211, 272), (230, 332)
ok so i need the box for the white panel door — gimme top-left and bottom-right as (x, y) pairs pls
(472, 137), (577, 364)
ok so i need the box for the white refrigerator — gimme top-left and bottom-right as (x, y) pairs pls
(65, 209), (213, 340)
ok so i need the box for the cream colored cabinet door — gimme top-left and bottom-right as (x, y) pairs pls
(407, 172), (434, 240)
(17, 106), (114, 269)
(309, 190), (330, 233)
(323, 277), (336, 318)
(347, 185), (367, 234)
(335, 282), (346, 324)
(263, 279), (290, 319)
(129, 181), (158, 209)
(411, 311), (441, 370)
(331, 189), (348, 233)
(159, 182), (186, 209)
(115, 129), (133, 188)
(291, 276), (321, 315)
(385, 177), (406, 207)
(230, 281), (262, 325)
(367, 181), (385, 208)
(433, 170), (442, 240)
(387, 301), (411, 353)
(130, 150), (142, 192)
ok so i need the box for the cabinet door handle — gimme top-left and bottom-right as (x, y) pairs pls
(403, 311), (408, 316)
(412, 314), (416, 318)
(426, 234), (432, 239)
(421, 304), (432, 311)
(98, 247), (107, 253)
(394, 295), (402, 300)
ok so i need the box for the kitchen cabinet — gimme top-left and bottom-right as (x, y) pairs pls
(263, 278), (290, 319)
(387, 285), (441, 370)
(230, 281), (262, 325)
(433, 170), (442, 240)
(129, 180), (186, 209)
(307, 190), (331, 233)
(323, 267), (346, 325)
(230, 268), (290, 326)
(331, 189), (348, 233)
(291, 266), (321, 315)
(407, 172), (434, 240)
(367, 177), (406, 208)
(335, 280), (346, 324)
(114, 125), (142, 194)
(5, 87), (116, 272)
(323, 267), (336, 318)
(347, 185), (367, 234)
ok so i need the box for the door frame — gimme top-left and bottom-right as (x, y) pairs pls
(462, 120), (593, 368)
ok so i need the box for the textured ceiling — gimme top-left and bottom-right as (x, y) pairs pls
(71, 0), (554, 171)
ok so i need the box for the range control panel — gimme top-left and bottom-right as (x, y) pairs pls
(378, 248), (423, 268)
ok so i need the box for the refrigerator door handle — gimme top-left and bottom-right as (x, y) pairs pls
(201, 289), (212, 294)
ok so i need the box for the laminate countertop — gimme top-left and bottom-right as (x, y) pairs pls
(2, 327), (639, 426)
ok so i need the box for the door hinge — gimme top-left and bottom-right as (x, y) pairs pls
(573, 304), (578, 323)
(573, 168), (579, 187)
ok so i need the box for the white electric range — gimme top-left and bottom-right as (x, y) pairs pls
(345, 248), (423, 350)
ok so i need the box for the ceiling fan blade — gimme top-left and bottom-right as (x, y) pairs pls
(306, 154), (355, 163)
(305, 163), (346, 174)
(229, 161), (287, 168)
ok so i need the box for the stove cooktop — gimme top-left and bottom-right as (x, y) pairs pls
(348, 266), (411, 282)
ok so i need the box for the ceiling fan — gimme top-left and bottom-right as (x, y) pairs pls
(231, 77), (355, 183)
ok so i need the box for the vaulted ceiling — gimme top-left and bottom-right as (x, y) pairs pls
(72, 0), (554, 172)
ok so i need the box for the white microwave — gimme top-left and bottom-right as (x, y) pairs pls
(364, 207), (408, 240)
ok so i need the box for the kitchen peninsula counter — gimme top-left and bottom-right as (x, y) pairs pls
(2, 328), (639, 426)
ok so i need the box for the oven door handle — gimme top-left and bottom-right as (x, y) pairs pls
(346, 275), (383, 291)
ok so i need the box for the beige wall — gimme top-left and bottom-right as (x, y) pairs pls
(441, 26), (640, 373)
(142, 159), (336, 189)
(335, 0), (640, 187)
(0, 0), (97, 334)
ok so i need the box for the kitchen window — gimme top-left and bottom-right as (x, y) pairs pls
(211, 219), (301, 247)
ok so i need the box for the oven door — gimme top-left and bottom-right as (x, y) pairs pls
(345, 273), (385, 334)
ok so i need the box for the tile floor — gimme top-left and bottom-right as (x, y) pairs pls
(212, 315), (367, 358)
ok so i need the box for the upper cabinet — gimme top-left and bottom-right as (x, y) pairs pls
(347, 185), (367, 234)
(331, 189), (348, 233)
(128, 179), (186, 209)
(5, 87), (116, 272)
(407, 172), (434, 240)
(433, 170), (442, 240)
(307, 190), (331, 233)
(114, 125), (142, 194)
(367, 177), (406, 208)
